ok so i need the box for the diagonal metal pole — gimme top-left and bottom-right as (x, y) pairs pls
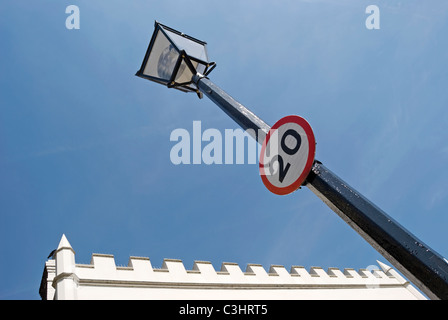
(193, 74), (448, 300)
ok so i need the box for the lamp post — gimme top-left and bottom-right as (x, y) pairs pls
(136, 21), (448, 299)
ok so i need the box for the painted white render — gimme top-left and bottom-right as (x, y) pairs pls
(39, 234), (426, 300)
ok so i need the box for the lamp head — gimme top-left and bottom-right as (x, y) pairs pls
(136, 21), (215, 97)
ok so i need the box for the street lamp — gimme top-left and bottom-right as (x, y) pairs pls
(136, 21), (448, 300)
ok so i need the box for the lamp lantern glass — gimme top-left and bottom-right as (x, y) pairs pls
(136, 21), (215, 94)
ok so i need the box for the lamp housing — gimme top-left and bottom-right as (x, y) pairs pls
(136, 21), (215, 96)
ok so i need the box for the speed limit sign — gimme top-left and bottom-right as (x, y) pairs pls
(259, 115), (316, 195)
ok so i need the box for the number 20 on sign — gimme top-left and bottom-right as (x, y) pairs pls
(259, 115), (316, 195)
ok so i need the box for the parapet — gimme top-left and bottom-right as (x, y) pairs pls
(40, 235), (427, 300)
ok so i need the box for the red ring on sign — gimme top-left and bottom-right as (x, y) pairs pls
(259, 115), (316, 195)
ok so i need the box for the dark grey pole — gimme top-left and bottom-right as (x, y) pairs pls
(306, 163), (448, 300)
(193, 74), (270, 145)
(193, 74), (448, 300)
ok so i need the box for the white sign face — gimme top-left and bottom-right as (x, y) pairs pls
(259, 115), (316, 195)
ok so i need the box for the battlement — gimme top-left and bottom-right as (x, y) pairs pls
(72, 255), (404, 288)
(41, 235), (426, 300)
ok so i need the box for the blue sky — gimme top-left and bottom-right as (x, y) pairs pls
(1, 0), (448, 299)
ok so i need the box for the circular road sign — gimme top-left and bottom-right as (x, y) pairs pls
(259, 115), (316, 195)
